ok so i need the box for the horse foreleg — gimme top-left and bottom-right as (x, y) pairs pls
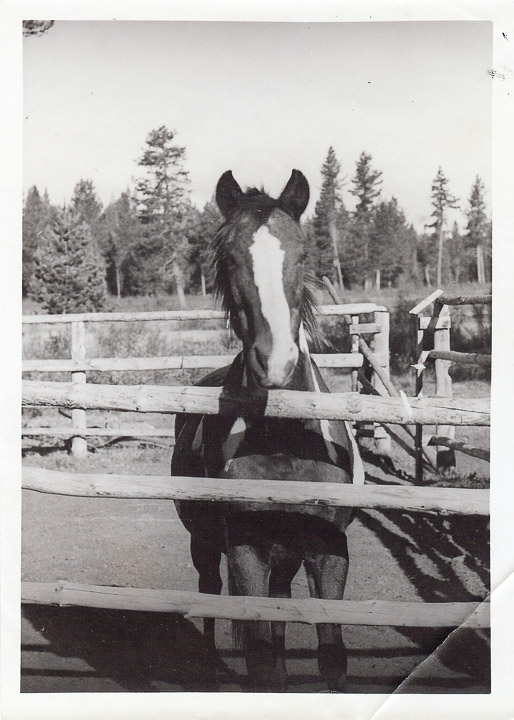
(227, 543), (278, 690)
(190, 523), (223, 685)
(305, 534), (349, 692)
(269, 553), (302, 689)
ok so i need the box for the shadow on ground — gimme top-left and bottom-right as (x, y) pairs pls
(355, 451), (490, 691)
(22, 605), (234, 692)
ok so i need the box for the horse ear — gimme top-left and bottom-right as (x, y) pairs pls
(278, 170), (310, 221)
(216, 171), (243, 219)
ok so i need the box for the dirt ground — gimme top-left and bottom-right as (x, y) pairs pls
(21, 437), (490, 694)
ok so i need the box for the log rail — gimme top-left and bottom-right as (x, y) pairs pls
(22, 380), (490, 426)
(22, 466), (489, 516)
(21, 581), (489, 628)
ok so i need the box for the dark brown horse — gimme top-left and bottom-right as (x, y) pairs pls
(171, 170), (364, 691)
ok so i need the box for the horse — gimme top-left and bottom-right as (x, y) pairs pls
(171, 169), (364, 691)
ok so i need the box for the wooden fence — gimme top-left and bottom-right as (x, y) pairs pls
(409, 289), (492, 481)
(22, 303), (389, 456)
(21, 302), (490, 630)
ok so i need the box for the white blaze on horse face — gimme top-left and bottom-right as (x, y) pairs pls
(249, 225), (298, 384)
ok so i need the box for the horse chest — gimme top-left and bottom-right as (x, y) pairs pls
(192, 414), (355, 483)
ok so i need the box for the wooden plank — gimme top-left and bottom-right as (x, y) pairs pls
(71, 321), (87, 458)
(22, 466), (490, 515)
(371, 310), (392, 455)
(22, 427), (174, 438)
(22, 381), (491, 425)
(414, 316), (425, 484)
(428, 436), (490, 462)
(22, 303), (387, 325)
(429, 350), (491, 368)
(22, 353), (364, 373)
(437, 294), (492, 306)
(408, 289), (444, 315)
(21, 581), (490, 628)
(433, 305), (455, 470)
(23, 310), (228, 324)
(348, 322), (380, 335)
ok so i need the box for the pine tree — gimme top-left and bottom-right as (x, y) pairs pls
(71, 179), (103, 226)
(370, 198), (418, 287)
(447, 221), (464, 283)
(346, 152), (383, 287)
(188, 199), (222, 295)
(464, 176), (490, 284)
(22, 186), (56, 296)
(311, 147), (344, 287)
(96, 192), (143, 297)
(30, 208), (107, 313)
(134, 126), (192, 306)
(350, 151), (383, 213)
(427, 167), (459, 286)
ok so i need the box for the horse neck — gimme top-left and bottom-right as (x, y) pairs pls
(289, 322), (326, 393)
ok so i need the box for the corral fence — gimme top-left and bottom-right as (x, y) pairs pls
(22, 303), (391, 456)
(409, 289), (492, 482)
(21, 300), (490, 631)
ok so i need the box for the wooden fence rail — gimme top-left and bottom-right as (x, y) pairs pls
(23, 304), (388, 454)
(21, 581), (489, 628)
(427, 436), (490, 462)
(428, 350), (491, 368)
(22, 466), (489, 515)
(22, 303), (387, 325)
(435, 294), (492, 307)
(22, 380), (490, 426)
(22, 352), (364, 373)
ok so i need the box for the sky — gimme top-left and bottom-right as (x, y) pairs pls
(23, 21), (492, 231)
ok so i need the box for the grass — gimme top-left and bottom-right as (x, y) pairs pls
(22, 280), (492, 316)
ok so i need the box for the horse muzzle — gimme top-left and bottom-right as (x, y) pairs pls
(247, 340), (299, 389)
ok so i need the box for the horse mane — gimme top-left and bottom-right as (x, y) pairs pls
(212, 189), (327, 352)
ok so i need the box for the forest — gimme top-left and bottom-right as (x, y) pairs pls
(22, 125), (492, 314)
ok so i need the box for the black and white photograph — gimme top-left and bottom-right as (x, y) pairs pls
(2, 3), (514, 719)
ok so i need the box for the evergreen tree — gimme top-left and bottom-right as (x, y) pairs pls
(350, 151), (383, 213)
(311, 147), (344, 287)
(188, 198), (222, 294)
(447, 221), (464, 283)
(22, 186), (56, 296)
(369, 198), (418, 287)
(345, 152), (383, 287)
(464, 176), (490, 284)
(71, 179), (103, 226)
(30, 208), (107, 313)
(427, 167), (459, 286)
(134, 126), (192, 305)
(96, 192), (143, 297)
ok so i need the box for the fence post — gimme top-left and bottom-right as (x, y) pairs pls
(413, 317), (425, 484)
(350, 315), (359, 393)
(371, 310), (391, 455)
(71, 321), (87, 457)
(433, 304), (455, 470)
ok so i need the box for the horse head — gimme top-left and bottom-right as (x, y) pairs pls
(213, 170), (310, 388)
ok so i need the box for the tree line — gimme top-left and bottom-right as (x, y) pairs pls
(306, 147), (491, 291)
(23, 128), (491, 314)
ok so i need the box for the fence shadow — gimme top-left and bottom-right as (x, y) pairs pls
(355, 469), (490, 688)
(22, 604), (237, 692)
